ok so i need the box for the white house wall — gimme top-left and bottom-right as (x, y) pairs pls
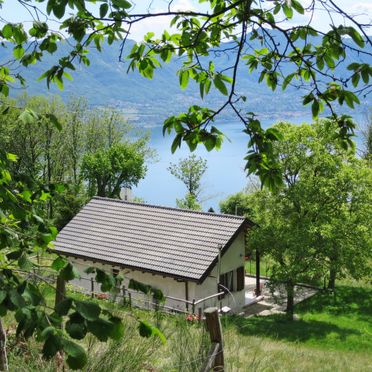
(67, 229), (245, 313)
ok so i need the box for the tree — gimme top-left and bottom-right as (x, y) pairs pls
(0, 100), (161, 370)
(220, 121), (372, 319)
(361, 107), (372, 159)
(81, 141), (148, 198)
(168, 154), (207, 209)
(1, 0), (371, 189)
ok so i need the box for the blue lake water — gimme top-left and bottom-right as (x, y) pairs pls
(132, 117), (287, 210)
(133, 115), (365, 211)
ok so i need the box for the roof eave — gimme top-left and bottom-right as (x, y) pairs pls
(197, 218), (253, 284)
(51, 248), (201, 283)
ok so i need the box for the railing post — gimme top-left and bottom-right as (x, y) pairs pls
(91, 278), (94, 298)
(198, 307), (202, 322)
(192, 299), (195, 314)
(203, 307), (224, 371)
(128, 292), (132, 309)
(122, 286), (126, 304)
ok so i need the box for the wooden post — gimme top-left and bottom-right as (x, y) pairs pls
(185, 281), (189, 311)
(122, 286), (126, 304)
(255, 249), (261, 296)
(203, 307), (224, 371)
(128, 292), (132, 309)
(91, 278), (94, 298)
(55, 274), (66, 309)
(0, 319), (8, 372)
(192, 299), (195, 314)
(198, 307), (202, 322)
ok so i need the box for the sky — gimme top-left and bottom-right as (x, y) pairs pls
(1, 0), (371, 41)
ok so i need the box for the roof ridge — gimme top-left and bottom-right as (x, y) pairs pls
(92, 196), (246, 221)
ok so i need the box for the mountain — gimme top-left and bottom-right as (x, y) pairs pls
(3, 33), (371, 127)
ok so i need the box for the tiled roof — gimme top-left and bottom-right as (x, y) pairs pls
(53, 197), (250, 281)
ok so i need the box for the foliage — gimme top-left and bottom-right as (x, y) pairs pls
(168, 154), (207, 197)
(221, 120), (372, 318)
(81, 141), (147, 198)
(1, 1), (371, 189)
(219, 191), (253, 216)
(0, 148), (128, 369)
(0, 95), (151, 223)
(176, 193), (202, 211)
(4, 281), (372, 371)
(168, 154), (207, 209)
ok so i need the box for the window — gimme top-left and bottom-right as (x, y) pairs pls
(236, 266), (245, 291)
(219, 270), (234, 293)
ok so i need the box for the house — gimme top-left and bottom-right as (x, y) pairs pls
(53, 197), (254, 313)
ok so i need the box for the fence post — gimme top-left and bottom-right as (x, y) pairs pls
(122, 286), (126, 304)
(198, 307), (202, 322)
(91, 278), (94, 298)
(55, 274), (66, 309)
(203, 307), (224, 371)
(128, 292), (132, 309)
(192, 299), (195, 314)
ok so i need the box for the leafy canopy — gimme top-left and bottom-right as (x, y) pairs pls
(1, 0), (371, 189)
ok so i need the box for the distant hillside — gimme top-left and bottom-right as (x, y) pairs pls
(3, 33), (371, 127)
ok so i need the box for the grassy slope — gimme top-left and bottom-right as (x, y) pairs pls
(3, 281), (372, 371)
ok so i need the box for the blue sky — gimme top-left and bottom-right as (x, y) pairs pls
(1, 0), (371, 41)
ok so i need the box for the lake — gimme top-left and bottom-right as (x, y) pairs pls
(133, 114), (366, 211)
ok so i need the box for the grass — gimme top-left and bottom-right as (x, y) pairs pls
(2, 280), (372, 371)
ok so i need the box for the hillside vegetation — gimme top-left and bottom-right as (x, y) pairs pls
(4, 280), (372, 371)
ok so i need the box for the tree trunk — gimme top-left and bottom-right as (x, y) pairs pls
(0, 318), (8, 372)
(286, 283), (295, 320)
(328, 266), (337, 291)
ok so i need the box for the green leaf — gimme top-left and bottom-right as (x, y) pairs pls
(291, 0), (304, 14)
(171, 134), (182, 153)
(179, 69), (189, 90)
(87, 318), (113, 341)
(213, 75), (228, 95)
(9, 289), (26, 308)
(55, 297), (72, 316)
(100, 3), (109, 18)
(2, 24), (13, 39)
(138, 321), (166, 344)
(311, 99), (320, 118)
(51, 256), (67, 271)
(18, 254), (33, 271)
(347, 27), (365, 48)
(60, 263), (80, 281)
(6, 153), (18, 162)
(66, 320), (87, 340)
(112, 0), (132, 9)
(75, 300), (101, 321)
(138, 320), (153, 338)
(0, 291), (7, 304)
(45, 113), (62, 131)
(19, 109), (38, 125)
(282, 3), (293, 19)
(13, 45), (24, 59)
(63, 339), (87, 370)
(108, 317), (124, 340)
(42, 334), (61, 359)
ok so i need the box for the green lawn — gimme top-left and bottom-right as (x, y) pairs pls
(226, 282), (372, 353)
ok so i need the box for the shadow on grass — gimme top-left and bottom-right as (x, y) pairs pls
(225, 285), (372, 350)
(296, 285), (372, 321)
(225, 314), (361, 344)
